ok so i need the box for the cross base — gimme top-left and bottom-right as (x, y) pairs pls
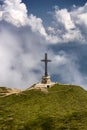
(41, 75), (51, 84)
(28, 75), (56, 89)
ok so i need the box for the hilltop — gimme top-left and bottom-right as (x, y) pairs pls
(0, 84), (87, 130)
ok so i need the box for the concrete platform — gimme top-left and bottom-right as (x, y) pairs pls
(29, 75), (56, 90)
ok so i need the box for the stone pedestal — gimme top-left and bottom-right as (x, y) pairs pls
(29, 75), (56, 90)
(41, 76), (51, 84)
(29, 75), (56, 89)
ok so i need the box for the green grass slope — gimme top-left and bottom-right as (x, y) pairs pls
(0, 84), (87, 130)
(0, 87), (11, 97)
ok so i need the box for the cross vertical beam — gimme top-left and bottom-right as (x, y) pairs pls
(41, 53), (51, 77)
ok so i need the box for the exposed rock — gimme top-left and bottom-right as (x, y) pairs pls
(0, 87), (21, 97)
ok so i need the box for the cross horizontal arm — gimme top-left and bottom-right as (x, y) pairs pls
(41, 60), (51, 62)
(47, 60), (51, 62)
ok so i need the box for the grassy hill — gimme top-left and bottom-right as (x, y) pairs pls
(0, 87), (21, 97)
(0, 84), (87, 130)
(0, 87), (12, 97)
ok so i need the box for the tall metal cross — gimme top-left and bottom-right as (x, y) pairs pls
(41, 53), (51, 77)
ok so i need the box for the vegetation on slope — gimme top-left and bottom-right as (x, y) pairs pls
(0, 87), (12, 97)
(0, 84), (87, 130)
(0, 87), (21, 97)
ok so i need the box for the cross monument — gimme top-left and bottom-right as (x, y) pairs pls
(41, 53), (51, 76)
(29, 53), (55, 89)
(41, 53), (52, 84)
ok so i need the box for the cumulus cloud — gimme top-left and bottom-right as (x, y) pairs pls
(0, 0), (48, 89)
(0, 0), (87, 90)
(55, 8), (75, 30)
(0, 0), (47, 37)
(47, 3), (87, 44)
(71, 3), (87, 26)
(0, 0), (28, 26)
(0, 23), (47, 89)
(0, 0), (87, 44)
(28, 14), (47, 37)
(50, 52), (87, 90)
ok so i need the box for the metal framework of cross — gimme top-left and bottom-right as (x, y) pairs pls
(41, 53), (51, 77)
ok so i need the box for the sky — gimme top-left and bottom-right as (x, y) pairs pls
(0, 0), (87, 89)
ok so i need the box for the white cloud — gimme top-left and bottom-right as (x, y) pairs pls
(50, 52), (87, 90)
(0, 0), (87, 44)
(0, 24), (47, 89)
(0, 0), (47, 37)
(1, 0), (28, 26)
(0, 0), (87, 90)
(71, 3), (87, 31)
(55, 8), (75, 30)
(28, 14), (47, 37)
(47, 3), (87, 44)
